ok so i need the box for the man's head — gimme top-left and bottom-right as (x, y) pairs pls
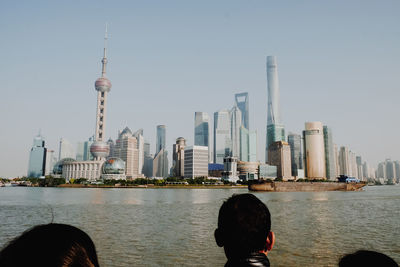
(339, 250), (398, 267)
(215, 193), (274, 259)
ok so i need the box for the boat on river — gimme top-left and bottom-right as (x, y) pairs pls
(248, 180), (367, 192)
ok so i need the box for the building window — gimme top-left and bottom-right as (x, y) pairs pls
(101, 92), (104, 97)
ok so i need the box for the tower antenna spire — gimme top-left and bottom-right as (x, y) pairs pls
(101, 23), (108, 77)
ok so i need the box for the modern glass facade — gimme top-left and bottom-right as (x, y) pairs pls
(323, 126), (336, 180)
(287, 133), (303, 177)
(59, 138), (75, 161)
(235, 92), (249, 130)
(194, 112), (210, 161)
(83, 136), (95, 161)
(156, 125), (166, 154)
(265, 56), (286, 162)
(27, 134), (47, 178)
(240, 126), (257, 162)
(230, 105), (242, 158)
(213, 110), (231, 164)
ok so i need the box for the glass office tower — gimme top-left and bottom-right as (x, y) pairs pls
(27, 134), (47, 178)
(323, 126), (336, 180)
(156, 125), (166, 154)
(288, 133), (303, 177)
(265, 56), (285, 161)
(194, 112), (210, 161)
(235, 92), (249, 130)
(214, 110), (231, 164)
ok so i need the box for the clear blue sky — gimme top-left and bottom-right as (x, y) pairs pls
(1, 0), (399, 178)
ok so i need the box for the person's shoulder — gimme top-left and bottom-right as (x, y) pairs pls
(225, 252), (270, 267)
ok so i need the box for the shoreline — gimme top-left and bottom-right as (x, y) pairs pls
(57, 184), (248, 189)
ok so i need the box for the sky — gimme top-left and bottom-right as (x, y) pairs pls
(0, 0), (399, 178)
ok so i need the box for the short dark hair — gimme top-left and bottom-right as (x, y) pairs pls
(339, 250), (398, 267)
(216, 193), (271, 257)
(0, 223), (99, 267)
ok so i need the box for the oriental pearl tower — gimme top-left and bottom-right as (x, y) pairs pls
(90, 27), (112, 160)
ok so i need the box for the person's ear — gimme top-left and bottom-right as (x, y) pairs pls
(265, 231), (275, 252)
(214, 228), (224, 247)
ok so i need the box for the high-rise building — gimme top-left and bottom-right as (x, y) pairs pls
(239, 126), (257, 162)
(143, 141), (153, 178)
(44, 149), (57, 176)
(154, 125), (168, 178)
(184, 146), (208, 178)
(230, 105), (242, 159)
(214, 110), (231, 164)
(235, 92), (249, 130)
(27, 134), (47, 178)
(153, 148), (168, 178)
(356, 156), (363, 180)
(83, 136), (95, 161)
(58, 138), (75, 160)
(133, 129), (144, 175)
(265, 56), (285, 161)
(339, 146), (350, 176)
(323, 126), (336, 180)
(377, 162), (386, 179)
(113, 127), (139, 178)
(303, 122), (326, 179)
(287, 133), (303, 177)
(107, 138), (115, 158)
(194, 112), (210, 161)
(394, 161), (400, 183)
(90, 26), (112, 160)
(268, 141), (292, 180)
(334, 143), (340, 177)
(385, 159), (396, 183)
(76, 142), (85, 161)
(156, 125), (166, 154)
(173, 137), (186, 177)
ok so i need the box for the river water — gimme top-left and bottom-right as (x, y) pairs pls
(0, 186), (399, 266)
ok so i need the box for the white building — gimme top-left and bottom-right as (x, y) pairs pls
(184, 146), (208, 178)
(214, 110), (231, 164)
(303, 122), (326, 179)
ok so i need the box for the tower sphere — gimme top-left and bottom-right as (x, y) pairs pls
(90, 141), (110, 159)
(95, 77), (112, 92)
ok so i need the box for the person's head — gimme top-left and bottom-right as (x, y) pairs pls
(0, 223), (99, 267)
(339, 250), (398, 267)
(215, 193), (274, 259)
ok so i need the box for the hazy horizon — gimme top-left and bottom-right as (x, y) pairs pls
(1, 0), (399, 178)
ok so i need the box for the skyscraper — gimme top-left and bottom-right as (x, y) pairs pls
(230, 105), (242, 159)
(143, 141), (153, 177)
(133, 129), (144, 175)
(156, 125), (166, 154)
(339, 146), (350, 176)
(173, 137), (186, 177)
(268, 141), (292, 180)
(154, 125), (168, 178)
(194, 112), (210, 161)
(303, 122), (326, 179)
(323, 126), (336, 180)
(58, 138), (75, 160)
(83, 136), (94, 161)
(27, 133), (47, 178)
(184, 146), (208, 178)
(214, 110), (231, 164)
(113, 127), (139, 178)
(235, 92), (249, 130)
(287, 133), (303, 177)
(265, 56), (285, 162)
(90, 26), (111, 160)
(239, 126), (257, 162)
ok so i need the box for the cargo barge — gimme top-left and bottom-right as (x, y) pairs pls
(248, 181), (367, 192)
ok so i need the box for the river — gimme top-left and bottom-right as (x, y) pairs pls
(0, 186), (399, 266)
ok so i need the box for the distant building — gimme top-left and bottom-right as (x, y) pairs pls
(208, 163), (224, 177)
(45, 149), (57, 176)
(101, 157), (126, 180)
(237, 161), (259, 180)
(221, 157), (239, 183)
(259, 164), (278, 180)
(287, 133), (303, 177)
(194, 112), (210, 161)
(156, 125), (166, 154)
(113, 127), (140, 179)
(339, 146), (350, 176)
(107, 138), (115, 159)
(230, 105), (242, 159)
(265, 56), (285, 162)
(83, 136), (95, 161)
(303, 122), (326, 179)
(143, 141), (153, 177)
(133, 129), (144, 175)
(59, 138), (75, 161)
(235, 92), (249, 130)
(27, 134), (47, 178)
(76, 142), (85, 161)
(268, 141), (292, 180)
(63, 160), (104, 181)
(173, 137), (186, 177)
(239, 126), (257, 162)
(214, 110), (231, 164)
(184, 146), (208, 178)
(323, 126), (336, 180)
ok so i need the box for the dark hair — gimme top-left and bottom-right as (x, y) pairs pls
(216, 193), (271, 257)
(0, 223), (99, 267)
(339, 250), (398, 267)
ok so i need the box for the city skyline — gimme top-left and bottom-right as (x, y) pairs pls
(1, 1), (399, 177)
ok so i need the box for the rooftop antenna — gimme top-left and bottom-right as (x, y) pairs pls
(101, 23), (108, 77)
